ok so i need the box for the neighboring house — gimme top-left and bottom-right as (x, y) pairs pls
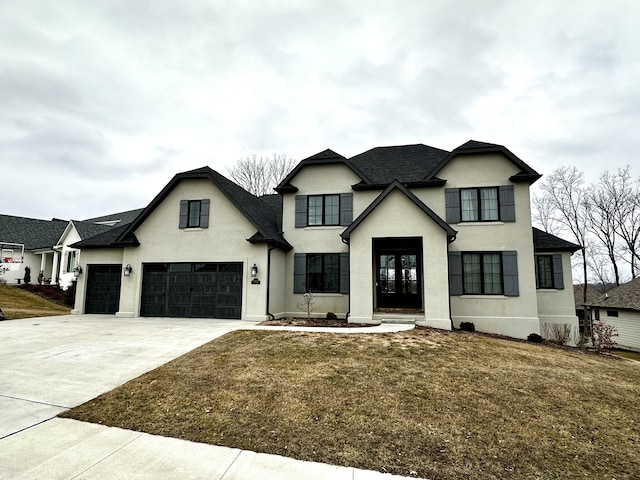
(0, 209), (142, 288)
(573, 284), (604, 332)
(54, 209), (144, 289)
(0, 215), (68, 284)
(70, 140), (580, 340)
(586, 278), (640, 352)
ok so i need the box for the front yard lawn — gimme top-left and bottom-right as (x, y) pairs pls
(0, 284), (71, 319)
(62, 329), (640, 479)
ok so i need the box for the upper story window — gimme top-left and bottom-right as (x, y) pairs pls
(295, 193), (352, 228)
(445, 185), (515, 224)
(461, 187), (499, 221)
(535, 254), (564, 290)
(187, 200), (201, 227)
(308, 195), (339, 226)
(179, 199), (210, 229)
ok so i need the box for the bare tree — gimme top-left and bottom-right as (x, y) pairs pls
(609, 167), (640, 278)
(228, 154), (296, 196)
(534, 166), (589, 311)
(586, 171), (622, 286)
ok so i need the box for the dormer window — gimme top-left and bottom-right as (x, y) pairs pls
(179, 199), (210, 229)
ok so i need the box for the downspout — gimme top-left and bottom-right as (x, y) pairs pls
(341, 236), (350, 320)
(266, 246), (276, 320)
(447, 234), (457, 331)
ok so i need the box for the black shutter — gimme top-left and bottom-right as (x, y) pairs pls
(502, 250), (519, 296)
(339, 252), (349, 294)
(295, 195), (307, 228)
(552, 254), (564, 289)
(294, 253), (306, 293)
(499, 185), (515, 222)
(445, 189), (461, 224)
(448, 251), (463, 295)
(340, 193), (353, 226)
(200, 199), (210, 228)
(534, 256), (540, 289)
(179, 200), (188, 229)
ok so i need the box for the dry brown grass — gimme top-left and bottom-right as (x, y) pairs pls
(0, 284), (70, 319)
(62, 329), (640, 479)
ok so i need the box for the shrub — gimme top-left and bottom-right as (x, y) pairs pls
(592, 321), (618, 353)
(573, 328), (590, 350)
(527, 333), (543, 343)
(459, 321), (475, 332)
(326, 312), (337, 320)
(542, 323), (572, 346)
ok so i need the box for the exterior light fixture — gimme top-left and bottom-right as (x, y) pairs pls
(73, 265), (83, 278)
(250, 264), (258, 277)
(124, 264), (133, 276)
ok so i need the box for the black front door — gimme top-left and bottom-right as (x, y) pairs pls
(375, 238), (422, 309)
(85, 264), (122, 314)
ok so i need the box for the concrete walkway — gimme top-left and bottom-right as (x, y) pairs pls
(0, 315), (419, 479)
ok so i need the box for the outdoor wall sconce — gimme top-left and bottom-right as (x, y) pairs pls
(123, 264), (133, 276)
(251, 264), (258, 277)
(73, 265), (82, 278)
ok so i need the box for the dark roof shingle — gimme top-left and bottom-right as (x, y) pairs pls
(0, 215), (68, 250)
(533, 227), (581, 252)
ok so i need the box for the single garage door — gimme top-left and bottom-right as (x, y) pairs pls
(141, 262), (243, 319)
(85, 264), (122, 314)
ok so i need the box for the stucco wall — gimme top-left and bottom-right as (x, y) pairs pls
(536, 251), (579, 334)
(116, 179), (270, 320)
(437, 153), (540, 339)
(348, 189), (451, 329)
(280, 163), (357, 317)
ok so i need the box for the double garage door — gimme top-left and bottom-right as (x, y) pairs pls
(141, 262), (243, 319)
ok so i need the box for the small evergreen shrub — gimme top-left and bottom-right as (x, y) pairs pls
(459, 321), (475, 332)
(326, 312), (338, 320)
(527, 333), (543, 343)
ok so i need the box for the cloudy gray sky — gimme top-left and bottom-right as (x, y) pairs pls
(2, 0), (639, 221)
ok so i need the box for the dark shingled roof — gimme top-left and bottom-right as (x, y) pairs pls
(349, 144), (449, 184)
(533, 227), (581, 253)
(259, 194), (284, 232)
(574, 284), (605, 309)
(109, 167), (291, 250)
(280, 140), (541, 191)
(0, 215), (68, 250)
(71, 221), (114, 241)
(587, 277), (640, 311)
(83, 208), (144, 225)
(71, 223), (139, 249)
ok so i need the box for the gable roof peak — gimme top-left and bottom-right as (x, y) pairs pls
(303, 149), (345, 162)
(454, 140), (504, 151)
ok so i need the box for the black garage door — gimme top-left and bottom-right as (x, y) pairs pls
(85, 264), (122, 314)
(141, 263), (242, 319)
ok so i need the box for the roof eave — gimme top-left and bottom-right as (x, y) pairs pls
(351, 178), (447, 191)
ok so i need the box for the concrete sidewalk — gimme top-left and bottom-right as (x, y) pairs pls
(0, 315), (420, 479)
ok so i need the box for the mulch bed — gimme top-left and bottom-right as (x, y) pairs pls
(258, 317), (376, 328)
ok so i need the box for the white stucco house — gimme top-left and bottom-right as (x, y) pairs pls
(70, 140), (581, 339)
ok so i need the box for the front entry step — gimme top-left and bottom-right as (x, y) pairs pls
(373, 313), (421, 325)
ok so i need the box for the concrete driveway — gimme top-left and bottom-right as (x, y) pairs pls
(0, 315), (417, 479)
(0, 314), (248, 438)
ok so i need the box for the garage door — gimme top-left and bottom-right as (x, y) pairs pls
(85, 264), (122, 314)
(141, 263), (243, 319)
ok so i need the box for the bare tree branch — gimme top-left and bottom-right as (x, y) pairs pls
(228, 154), (296, 197)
